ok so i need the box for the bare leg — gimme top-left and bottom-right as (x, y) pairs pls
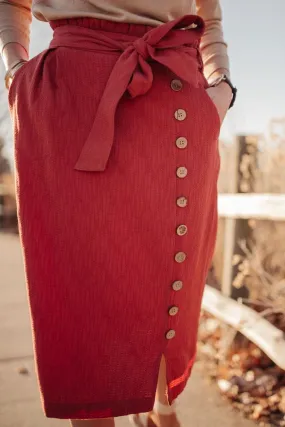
(155, 354), (169, 405)
(70, 417), (115, 427)
(151, 354), (180, 427)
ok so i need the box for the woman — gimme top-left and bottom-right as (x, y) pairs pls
(1, 1), (236, 426)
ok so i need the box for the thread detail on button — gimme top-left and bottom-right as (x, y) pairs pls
(176, 224), (188, 236)
(174, 251), (187, 263)
(176, 166), (188, 178)
(168, 306), (179, 316)
(165, 329), (176, 339)
(171, 79), (183, 91)
(176, 196), (188, 208)
(172, 280), (183, 291)
(175, 137), (188, 149)
(174, 109), (187, 121)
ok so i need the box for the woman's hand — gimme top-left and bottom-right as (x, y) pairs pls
(10, 60), (27, 77)
(6, 60), (27, 90)
(205, 81), (233, 125)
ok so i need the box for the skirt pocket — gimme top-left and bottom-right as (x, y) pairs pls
(7, 60), (30, 107)
(7, 47), (59, 109)
(200, 86), (222, 133)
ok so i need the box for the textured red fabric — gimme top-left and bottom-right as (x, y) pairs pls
(8, 15), (221, 420)
(49, 15), (205, 172)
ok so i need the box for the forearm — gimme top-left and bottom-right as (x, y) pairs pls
(196, 0), (230, 83)
(0, 0), (32, 71)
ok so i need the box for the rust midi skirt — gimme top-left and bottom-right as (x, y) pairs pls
(7, 14), (221, 420)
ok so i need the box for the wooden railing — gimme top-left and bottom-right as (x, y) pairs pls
(218, 193), (285, 221)
(202, 192), (285, 370)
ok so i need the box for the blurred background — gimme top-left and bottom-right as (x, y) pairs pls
(1, 0), (285, 426)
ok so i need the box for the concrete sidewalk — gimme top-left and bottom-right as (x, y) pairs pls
(0, 232), (255, 427)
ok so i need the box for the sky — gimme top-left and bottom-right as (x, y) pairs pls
(0, 0), (285, 160)
(220, 0), (285, 140)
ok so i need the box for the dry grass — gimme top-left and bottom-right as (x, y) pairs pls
(214, 131), (285, 323)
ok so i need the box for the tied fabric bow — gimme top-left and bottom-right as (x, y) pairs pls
(50, 15), (206, 172)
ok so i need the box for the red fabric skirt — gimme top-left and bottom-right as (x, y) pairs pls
(8, 15), (221, 420)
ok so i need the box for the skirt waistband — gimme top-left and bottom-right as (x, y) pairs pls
(49, 15), (208, 173)
(49, 17), (157, 38)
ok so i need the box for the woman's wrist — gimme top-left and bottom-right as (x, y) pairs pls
(218, 80), (232, 97)
(208, 73), (237, 109)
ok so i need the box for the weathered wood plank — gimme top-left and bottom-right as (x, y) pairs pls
(202, 285), (285, 370)
(218, 193), (285, 220)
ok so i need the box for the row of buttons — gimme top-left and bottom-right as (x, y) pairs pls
(165, 78), (188, 342)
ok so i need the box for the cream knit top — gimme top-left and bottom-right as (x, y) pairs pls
(0, 0), (230, 81)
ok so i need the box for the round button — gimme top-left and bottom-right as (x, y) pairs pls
(176, 224), (188, 236)
(168, 306), (179, 316)
(172, 280), (183, 291)
(176, 166), (188, 178)
(165, 329), (176, 340)
(174, 251), (187, 263)
(171, 79), (183, 91)
(174, 109), (187, 121)
(176, 196), (188, 208)
(176, 137), (188, 149)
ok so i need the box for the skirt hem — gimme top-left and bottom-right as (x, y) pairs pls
(44, 356), (196, 419)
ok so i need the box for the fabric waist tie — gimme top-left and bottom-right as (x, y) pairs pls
(49, 14), (206, 172)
